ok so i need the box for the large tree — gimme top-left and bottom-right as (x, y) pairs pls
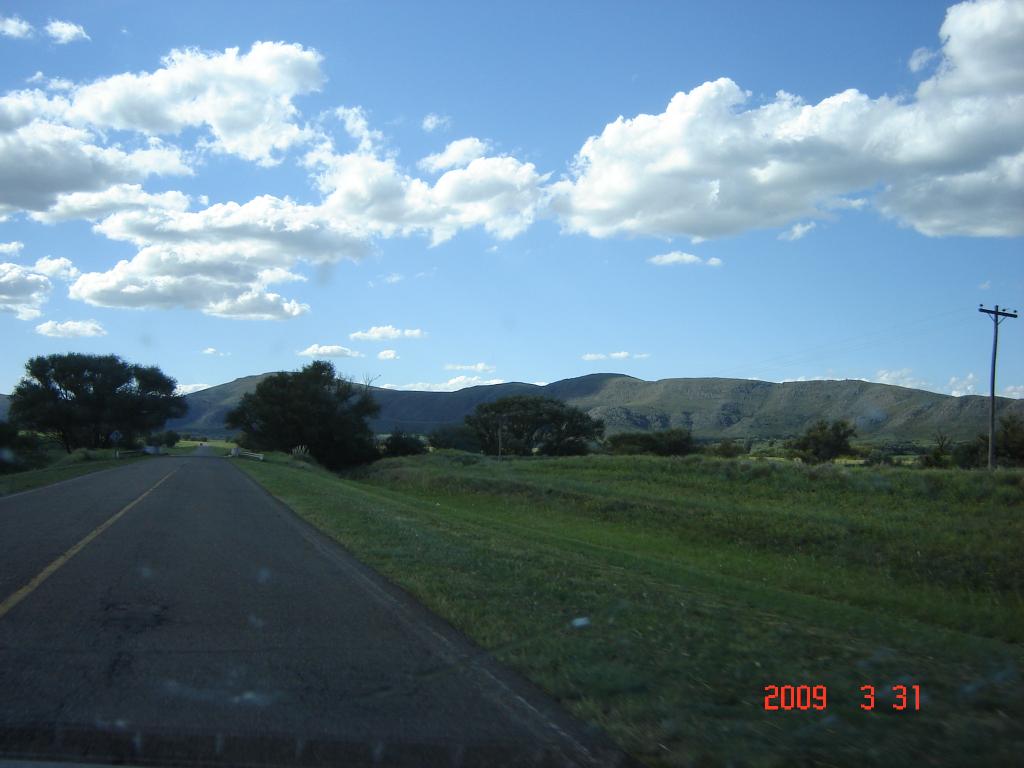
(9, 353), (186, 452)
(789, 419), (857, 464)
(465, 395), (604, 456)
(226, 361), (380, 469)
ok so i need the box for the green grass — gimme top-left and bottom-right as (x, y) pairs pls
(237, 451), (1024, 767)
(165, 438), (236, 456)
(0, 447), (148, 496)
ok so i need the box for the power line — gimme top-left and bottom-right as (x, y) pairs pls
(979, 304), (1018, 470)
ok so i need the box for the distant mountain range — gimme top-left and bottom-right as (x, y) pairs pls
(166, 372), (1024, 443)
(4, 373), (1022, 443)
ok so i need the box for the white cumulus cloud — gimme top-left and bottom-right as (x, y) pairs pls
(1004, 384), (1024, 398)
(66, 195), (369, 318)
(383, 375), (505, 392)
(378, 349), (398, 360)
(298, 343), (363, 358)
(779, 222), (816, 241)
(421, 113), (451, 132)
(418, 137), (491, 173)
(949, 372), (979, 396)
(647, 251), (722, 266)
(0, 261), (52, 319)
(873, 368), (930, 390)
(349, 325), (425, 341)
(444, 362), (496, 372)
(550, 0), (1024, 239)
(35, 318), (106, 337)
(0, 104), (191, 213)
(583, 351), (649, 361)
(31, 184), (190, 223)
(0, 241), (23, 254)
(909, 47), (939, 73)
(31, 256), (79, 281)
(45, 20), (89, 44)
(69, 41), (324, 165)
(0, 15), (32, 38)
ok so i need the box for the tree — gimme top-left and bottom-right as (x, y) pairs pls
(974, 414), (1024, 468)
(607, 429), (694, 456)
(428, 424), (482, 452)
(920, 430), (952, 468)
(382, 430), (427, 457)
(789, 419), (856, 464)
(225, 361), (380, 469)
(465, 395), (604, 456)
(9, 353), (185, 452)
(711, 438), (746, 458)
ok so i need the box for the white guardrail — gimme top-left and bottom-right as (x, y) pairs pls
(230, 447), (264, 461)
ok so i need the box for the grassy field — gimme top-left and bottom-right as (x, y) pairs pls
(166, 438), (236, 456)
(0, 448), (147, 496)
(237, 451), (1024, 767)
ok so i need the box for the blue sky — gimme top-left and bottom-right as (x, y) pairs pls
(1, 0), (1021, 397)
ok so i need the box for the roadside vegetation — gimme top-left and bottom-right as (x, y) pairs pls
(226, 361), (379, 468)
(0, 353), (190, 490)
(0, 446), (147, 496)
(7, 353), (185, 452)
(236, 448), (1024, 767)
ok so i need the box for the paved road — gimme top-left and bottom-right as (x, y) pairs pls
(0, 454), (632, 767)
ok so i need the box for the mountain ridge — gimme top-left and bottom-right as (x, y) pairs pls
(167, 372), (1024, 442)
(4, 373), (1022, 443)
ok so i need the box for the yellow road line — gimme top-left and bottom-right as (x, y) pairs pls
(0, 468), (180, 620)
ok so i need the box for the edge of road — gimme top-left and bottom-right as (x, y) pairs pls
(0, 458), (160, 503)
(228, 458), (643, 768)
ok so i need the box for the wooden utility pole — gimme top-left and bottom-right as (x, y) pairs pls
(979, 304), (1018, 469)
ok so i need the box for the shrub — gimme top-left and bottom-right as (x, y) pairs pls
(710, 438), (746, 459)
(465, 396), (603, 456)
(226, 361), (380, 470)
(788, 419), (856, 464)
(146, 430), (181, 448)
(919, 431), (952, 468)
(607, 428), (695, 456)
(865, 448), (895, 467)
(0, 422), (47, 474)
(428, 424), (482, 452)
(382, 431), (427, 457)
(952, 440), (984, 469)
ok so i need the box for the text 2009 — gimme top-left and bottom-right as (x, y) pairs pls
(763, 684), (921, 711)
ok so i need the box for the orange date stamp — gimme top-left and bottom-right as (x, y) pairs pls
(763, 684), (921, 711)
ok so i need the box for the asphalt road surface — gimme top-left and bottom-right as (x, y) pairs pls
(0, 454), (633, 767)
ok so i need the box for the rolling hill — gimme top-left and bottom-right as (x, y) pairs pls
(160, 372), (1024, 443)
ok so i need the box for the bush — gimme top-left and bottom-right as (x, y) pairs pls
(865, 448), (895, 467)
(788, 420), (856, 464)
(290, 445), (316, 465)
(428, 424), (482, 453)
(146, 430), (181, 448)
(226, 361), (380, 470)
(607, 428), (695, 456)
(0, 422), (47, 474)
(466, 396), (603, 456)
(919, 432), (952, 469)
(952, 439), (984, 469)
(710, 438), (746, 459)
(382, 431), (427, 457)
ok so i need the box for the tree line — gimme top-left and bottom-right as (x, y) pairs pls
(5, 354), (1021, 472)
(4, 353), (185, 453)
